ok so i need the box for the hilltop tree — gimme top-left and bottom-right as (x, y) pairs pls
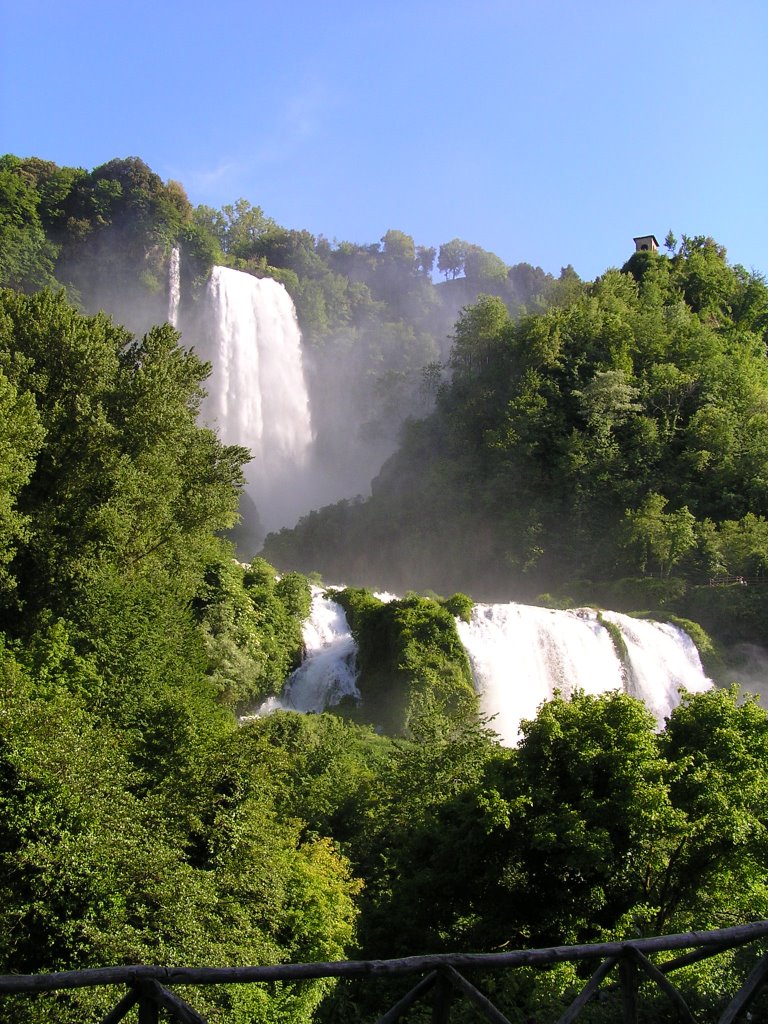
(438, 237), (469, 279)
(416, 244), (436, 276)
(463, 244), (508, 282)
(381, 229), (416, 266)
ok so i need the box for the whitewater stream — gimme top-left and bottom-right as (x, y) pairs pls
(456, 602), (711, 743)
(257, 592), (711, 745)
(257, 587), (360, 716)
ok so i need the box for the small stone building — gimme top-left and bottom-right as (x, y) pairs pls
(633, 235), (659, 253)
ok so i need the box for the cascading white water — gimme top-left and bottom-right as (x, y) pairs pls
(201, 266), (314, 532)
(168, 247), (181, 327)
(456, 602), (711, 744)
(602, 612), (711, 727)
(258, 587), (360, 714)
(258, 592), (711, 743)
(456, 604), (623, 744)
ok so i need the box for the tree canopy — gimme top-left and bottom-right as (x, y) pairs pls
(3, 153), (768, 1023)
(265, 240), (768, 653)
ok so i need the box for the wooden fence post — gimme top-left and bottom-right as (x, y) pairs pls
(432, 970), (452, 1024)
(619, 953), (639, 1024)
(137, 985), (159, 1024)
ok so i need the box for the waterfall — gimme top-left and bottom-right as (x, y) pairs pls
(200, 266), (314, 533)
(602, 611), (712, 727)
(168, 247), (181, 327)
(456, 602), (711, 744)
(257, 592), (711, 745)
(258, 588), (360, 715)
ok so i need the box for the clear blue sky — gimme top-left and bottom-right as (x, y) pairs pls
(2, 1), (766, 280)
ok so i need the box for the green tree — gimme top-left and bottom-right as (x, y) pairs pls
(416, 245), (436, 276)
(463, 244), (508, 282)
(545, 263), (584, 306)
(381, 229), (416, 266)
(437, 238), (469, 280)
(266, 232), (768, 613)
(574, 368), (641, 439)
(222, 198), (274, 255)
(450, 293), (512, 375)
(0, 289), (247, 618)
(507, 261), (553, 306)
(670, 235), (736, 319)
(355, 710), (499, 957)
(10, 157), (85, 241)
(623, 492), (697, 576)
(335, 589), (478, 736)
(0, 364), (44, 600)
(362, 692), (680, 956)
(0, 156), (59, 291)
(714, 513), (768, 578)
(194, 557), (311, 706)
(228, 711), (391, 852)
(661, 687), (768, 929)
(508, 691), (683, 944)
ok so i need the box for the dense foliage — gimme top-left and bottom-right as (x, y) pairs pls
(0, 288), (359, 1023)
(264, 238), (768, 654)
(3, 153), (768, 1021)
(333, 588), (477, 734)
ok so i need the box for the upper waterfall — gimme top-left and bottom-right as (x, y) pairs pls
(200, 266), (314, 533)
(167, 247), (181, 327)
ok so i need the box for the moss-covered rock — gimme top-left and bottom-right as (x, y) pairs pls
(335, 588), (478, 735)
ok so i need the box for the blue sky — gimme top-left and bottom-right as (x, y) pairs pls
(2, 1), (766, 280)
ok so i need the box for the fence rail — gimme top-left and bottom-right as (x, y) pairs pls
(2, 921), (768, 1023)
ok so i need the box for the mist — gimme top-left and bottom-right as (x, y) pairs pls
(54, 209), (553, 573)
(182, 261), (440, 546)
(721, 644), (768, 706)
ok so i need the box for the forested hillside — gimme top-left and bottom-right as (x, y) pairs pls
(0, 152), (557, 482)
(3, 153), (768, 1021)
(264, 237), (768, 656)
(0, 286), (365, 1022)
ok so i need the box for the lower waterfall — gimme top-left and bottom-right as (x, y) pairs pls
(258, 588), (360, 715)
(259, 593), (711, 744)
(457, 602), (711, 744)
(601, 611), (712, 728)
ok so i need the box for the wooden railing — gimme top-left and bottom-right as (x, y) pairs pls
(2, 921), (768, 1023)
(706, 574), (768, 586)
